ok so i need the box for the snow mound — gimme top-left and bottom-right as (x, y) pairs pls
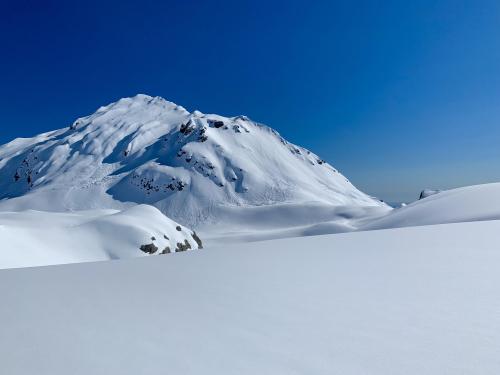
(0, 204), (201, 269)
(0, 94), (386, 227)
(362, 182), (500, 230)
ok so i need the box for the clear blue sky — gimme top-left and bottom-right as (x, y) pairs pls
(2, 0), (499, 202)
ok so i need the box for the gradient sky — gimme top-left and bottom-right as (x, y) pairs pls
(2, 0), (500, 202)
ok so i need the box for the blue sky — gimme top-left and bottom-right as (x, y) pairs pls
(1, 0), (499, 202)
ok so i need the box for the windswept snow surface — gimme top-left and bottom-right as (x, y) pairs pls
(1, 220), (500, 374)
(0, 94), (386, 228)
(362, 182), (500, 230)
(0, 205), (200, 269)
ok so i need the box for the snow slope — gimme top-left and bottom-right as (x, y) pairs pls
(0, 205), (201, 269)
(202, 182), (500, 244)
(198, 202), (386, 245)
(0, 94), (386, 228)
(1, 220), (499, 374)
(362, 182), (500, 230)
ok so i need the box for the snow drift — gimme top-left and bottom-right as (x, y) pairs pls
(0, 204), (201, 269)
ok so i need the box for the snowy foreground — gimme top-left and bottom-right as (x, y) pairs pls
(1, 219), (500, 374)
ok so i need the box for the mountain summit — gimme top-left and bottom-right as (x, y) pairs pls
(0, 94), (385, 226)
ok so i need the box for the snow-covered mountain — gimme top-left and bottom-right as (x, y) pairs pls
(0, 94), (385, 227)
